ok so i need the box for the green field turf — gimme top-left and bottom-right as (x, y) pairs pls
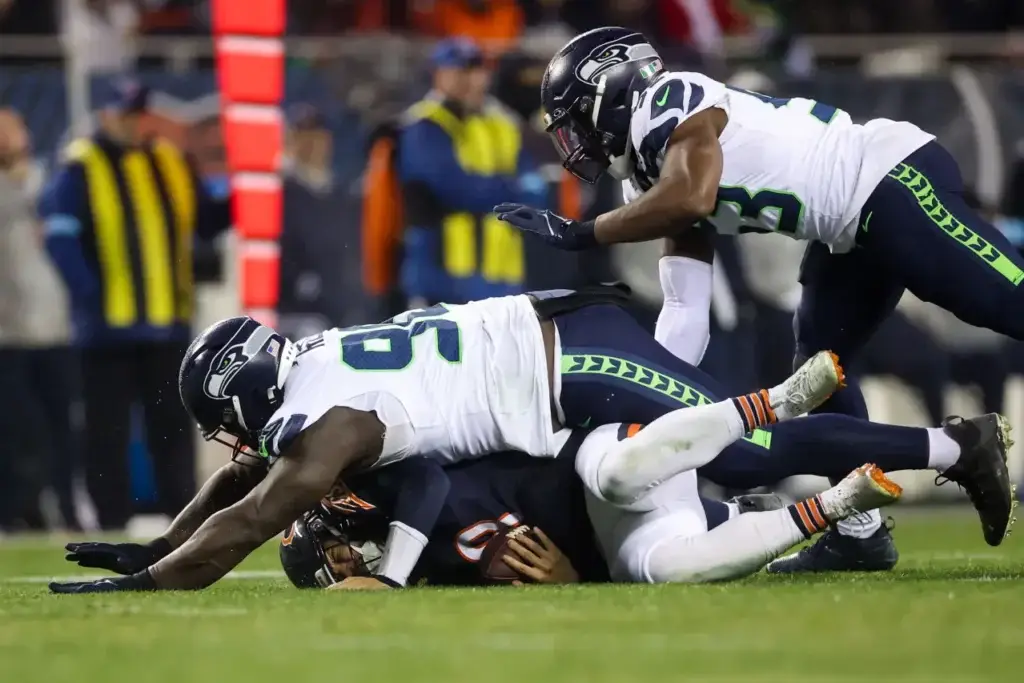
(1, 508), (1022, 683)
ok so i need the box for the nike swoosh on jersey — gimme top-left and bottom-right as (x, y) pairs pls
(656, 86), (670, 107)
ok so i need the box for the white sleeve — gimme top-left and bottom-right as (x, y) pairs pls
(654, 256), (713, 365)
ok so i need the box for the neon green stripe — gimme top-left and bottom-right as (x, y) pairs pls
(887, 163), (1024, 286)
(561, 353), (771, 449)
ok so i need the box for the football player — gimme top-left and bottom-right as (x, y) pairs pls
(49, 286), (840, 593)
(51, 289), (1011, 593)
(281, 407), (1011, 587)
(494, 27), (1024, 571)
(278, 449), (610, 589)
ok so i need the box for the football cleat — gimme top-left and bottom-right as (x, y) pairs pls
(728, 493), (789, 514)
(937, 414), (1017, 547)
(825, 464), (903, 521)
(770, 350), (846, 420)
(766, 523), (899, 574)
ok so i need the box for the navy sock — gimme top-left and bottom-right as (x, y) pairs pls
(769, 414), (930, 480)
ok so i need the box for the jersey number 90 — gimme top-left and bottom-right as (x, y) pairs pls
(341, 305), (462, 371)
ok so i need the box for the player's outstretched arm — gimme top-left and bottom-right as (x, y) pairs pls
(148, 408), (385, 590)
(62, 458), (269, 576)
(50, 408), (384, 593)
(161, 460), (268, 550)
(593, 108), (726, 246)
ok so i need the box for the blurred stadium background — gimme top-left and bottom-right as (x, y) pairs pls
(1, 0), (1024, 536)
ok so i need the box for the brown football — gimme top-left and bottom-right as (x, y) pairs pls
(479, 524), (533, 584)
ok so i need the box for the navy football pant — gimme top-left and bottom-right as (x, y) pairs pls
(554, 305), (929, 489)
(796, 140), (1024, 416)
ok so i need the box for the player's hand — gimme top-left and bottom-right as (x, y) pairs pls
(50, 571), (157, 594)
(494, 203), (597, 251)
(327, 576), (393, 591)
(64, 541), (170, 575)
(502, 527), (579, 584)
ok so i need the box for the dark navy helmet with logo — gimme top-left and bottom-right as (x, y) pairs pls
(280, 501), (387, 589)
(178, 316), (296, 458)
(541, 27), (664, 183)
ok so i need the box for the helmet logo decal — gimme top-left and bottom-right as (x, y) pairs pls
(281, 521), (303, 547)
(203, 325), (275, 399)
(323, 482), (377, 513)
(575, 38), (659, 85)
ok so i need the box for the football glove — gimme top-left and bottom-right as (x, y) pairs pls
(64, 539), (171, 575)
(49, 570), (157, 594)
(494, 203), (597, 251)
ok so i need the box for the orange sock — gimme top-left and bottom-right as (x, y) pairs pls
(787, 496), (830, 539)
(730, 390), (777, 433)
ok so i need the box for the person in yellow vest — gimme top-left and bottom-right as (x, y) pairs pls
(41, 83), (230, 530)
(395, 37), (547, 306)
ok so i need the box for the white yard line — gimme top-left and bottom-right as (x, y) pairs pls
(2, 569), (284, 584)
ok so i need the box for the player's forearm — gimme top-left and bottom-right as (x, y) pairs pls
(159, 462), (266, 550)
(149, 505), (268, 590)
(594, 176), (709, 245)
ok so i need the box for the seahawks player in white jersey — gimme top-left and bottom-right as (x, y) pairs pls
(52, 287), (865, 593)
(496, 26), (1024, 573)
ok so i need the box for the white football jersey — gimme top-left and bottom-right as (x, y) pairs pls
(258, 295), (555, 468)
(622, 71), (935, 253)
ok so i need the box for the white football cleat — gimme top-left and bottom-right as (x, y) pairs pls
(821, 464), (903, 521)
(768, 350), (845, 421)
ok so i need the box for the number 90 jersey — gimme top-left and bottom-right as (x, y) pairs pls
(623, 71), (934, 253)
(259, 295), (555, 468)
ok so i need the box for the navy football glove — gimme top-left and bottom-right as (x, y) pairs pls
(494, 203), (597, 251)
(50, 570), (157, 594)
(64, 539), (171, 575)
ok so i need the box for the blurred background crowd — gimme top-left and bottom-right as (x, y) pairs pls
(1, 0), (1024, 535)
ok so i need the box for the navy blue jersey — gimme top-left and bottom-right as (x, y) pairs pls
(335, 450), (609, 585)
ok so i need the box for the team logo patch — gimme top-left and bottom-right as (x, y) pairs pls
(322, 482), (376, 514)
(203, 324), (275, 399)
(575, 37), (659, 85)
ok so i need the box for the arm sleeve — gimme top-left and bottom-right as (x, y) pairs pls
(398, 120), (519, 214)
(41, 163), (101, 304)
(374, 457), (451, 586)
(382, 456), (451, 539)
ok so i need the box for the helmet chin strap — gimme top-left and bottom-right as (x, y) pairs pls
(592, 74), (635, 181)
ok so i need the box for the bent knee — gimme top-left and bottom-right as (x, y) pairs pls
(596, 465), (645, 507)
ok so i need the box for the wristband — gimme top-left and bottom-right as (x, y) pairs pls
(576, 220), (598, 249)
(146, 537), (173, 561)
(120, 569), (158, 591)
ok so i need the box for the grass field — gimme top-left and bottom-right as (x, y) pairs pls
(1, 508), (1022, 683)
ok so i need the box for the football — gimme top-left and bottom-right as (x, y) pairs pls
(479, 524), (533, 584)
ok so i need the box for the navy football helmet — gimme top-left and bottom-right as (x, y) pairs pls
(279, 504), (387, 588)
(541, 27), (664, 183)
(178, 316), (296, 457)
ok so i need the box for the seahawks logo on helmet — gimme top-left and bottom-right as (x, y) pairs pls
(203, 325), (277, 400)
(574, 36), (659, 85)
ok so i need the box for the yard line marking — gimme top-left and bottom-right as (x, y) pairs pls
(2, 569), (284, 584)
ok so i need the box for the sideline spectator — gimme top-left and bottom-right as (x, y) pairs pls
(278, 104), (358, 339)
(41, 84), (229, 530)
(0, 108), (78, 531)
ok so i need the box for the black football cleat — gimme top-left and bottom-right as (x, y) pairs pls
(937, 414), (1017, 547)
(766, 523), (899, 574)
(728, 493), (789, 513)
